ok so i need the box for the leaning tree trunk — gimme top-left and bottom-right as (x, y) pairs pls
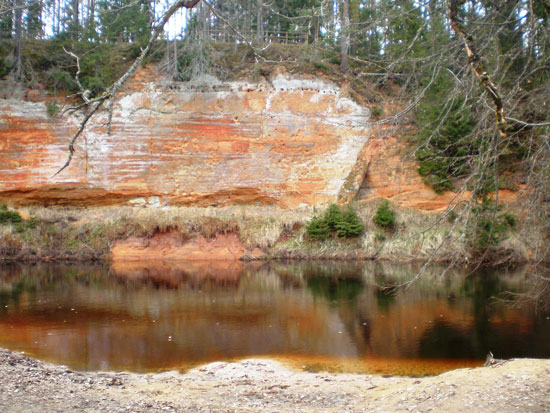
(448, 0), (507, 139)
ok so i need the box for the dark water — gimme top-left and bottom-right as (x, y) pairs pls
(0, 260), (549, 376)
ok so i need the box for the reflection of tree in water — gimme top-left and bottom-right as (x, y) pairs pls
(419, 315), (550, 360)
(301, 263), (362, 302)
(0, 283), (25, 310)
(0, 264), (68, 309)
(375, 287), (396, 314)
(306, 275), (364, 303)
(274, 261), (365, 303)
(419, 321), (476, 359)
(372, 263), (397, 313)
(505, 272), (550, 313)
(294, 262), (373, 354)
(461, 271), (510, 356)
(417, 272), (550, 360)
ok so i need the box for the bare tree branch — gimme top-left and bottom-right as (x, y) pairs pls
(63, 47), (91, 104)
(505, 117), (550, 128)
(202, 0), (268, 63)
(54, 0), (203, 176)
(373, 62), (441, 126)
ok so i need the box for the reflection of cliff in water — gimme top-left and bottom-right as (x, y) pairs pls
(0, 261), (548, 375)
(270, 261), (550, 362)
(110, 260), (266, 290)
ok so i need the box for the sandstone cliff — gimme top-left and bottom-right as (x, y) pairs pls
(0, 67), (477, 210)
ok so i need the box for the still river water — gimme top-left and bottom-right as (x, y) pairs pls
(0, 260), (549, 376)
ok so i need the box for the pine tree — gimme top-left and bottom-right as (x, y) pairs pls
(374, 200), (395, 229)
(0, 0), (14, 38)
(323, 204), (343, 231)
(336, 206), (364, 237)
(306, 215), (331, 240)
(25, 0), (43, 38)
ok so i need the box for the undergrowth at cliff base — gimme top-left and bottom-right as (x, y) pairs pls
(0, 202), (533, 266)
(0, 205), (311, 262)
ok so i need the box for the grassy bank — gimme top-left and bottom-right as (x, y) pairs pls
(0, 201), (532, 265)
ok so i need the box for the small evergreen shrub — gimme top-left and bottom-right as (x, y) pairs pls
(323, 204), (343, 231)
(373, 200), (395, 229)
(328, 56), (341, 65)
(306, 204), (364, 240)
(471, 199), (517, 248)
(336, 206), (364, 238)
(25, 216), (38, 229)
(313, 61), (329, 73)
(0, 206), (23, 224)
(51, 70), (76, 91)
(305, 215), (331, 240)
(47, 100), (60, 117)
(447, 210), (457, 223)
(475, 217), (510, 248)
(502, 212), (517, 228)
(371, 105), (383, 119)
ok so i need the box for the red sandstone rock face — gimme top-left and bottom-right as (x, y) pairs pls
(352, 127), (520, 210)
(111, 231), (265, 262)
(1, 67), (514, 210)
(0, 68), (370, 208)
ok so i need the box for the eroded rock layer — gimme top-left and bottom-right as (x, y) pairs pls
(0, 69), (371, 208)
(1, 67), (506, 210)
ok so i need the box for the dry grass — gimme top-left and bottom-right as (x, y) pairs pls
(0, 202), (535, 264)
(0, 205), (313, 262)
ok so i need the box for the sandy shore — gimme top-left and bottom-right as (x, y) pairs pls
(1, 349), (549, 412)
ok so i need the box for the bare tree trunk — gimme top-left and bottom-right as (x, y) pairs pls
(244, 0), (251, 40)
(340, 0), (349, 72)
(256, 0), (263, 44)
(13, 0), (23, 81)
(328, 0), (335, 41)
(173, 38), (177, 74)
(50, 0), (56, 36)
(199, 1), (207, 38)
(56, 0), (61, 34)
(87, 0), (95, 37)
(71, 0), (79, 40)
